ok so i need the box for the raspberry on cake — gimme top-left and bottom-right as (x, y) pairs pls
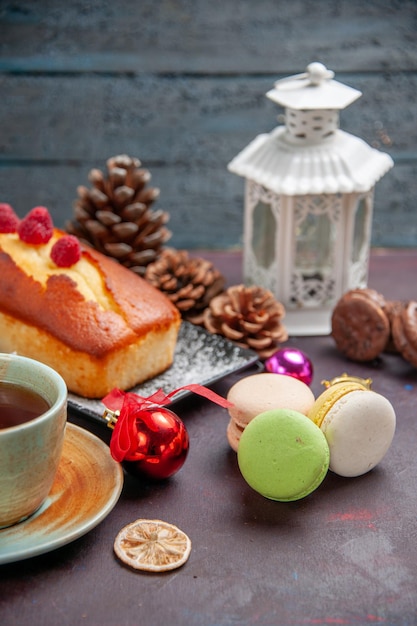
(0, 203), (20, 233)
(50, 235), (81, 267)
(17, 206), (54, 244)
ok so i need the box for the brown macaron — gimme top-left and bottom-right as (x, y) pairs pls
(226, 373), (315, 451)
(331, 288), (390, 361)
(383, 300), (406, 353)
(226, 419), (244, 453)
(391, 300), (417, 368)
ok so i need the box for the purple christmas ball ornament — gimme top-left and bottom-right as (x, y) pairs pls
(265, 347), (314, 386)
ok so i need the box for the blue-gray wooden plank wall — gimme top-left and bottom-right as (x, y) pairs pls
(0, 1), (416, 250)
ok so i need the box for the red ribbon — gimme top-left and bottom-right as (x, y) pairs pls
(102, 384), (233, 463)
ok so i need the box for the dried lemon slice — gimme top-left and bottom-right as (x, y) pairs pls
(114, 519), (191, 572)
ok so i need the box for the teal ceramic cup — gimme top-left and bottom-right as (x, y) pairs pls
(0, 353), (67, 528)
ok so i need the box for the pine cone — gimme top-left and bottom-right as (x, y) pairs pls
(203, 284), (288, 358)
(65, 154), (171, 276)
(145, 248), (225, 324)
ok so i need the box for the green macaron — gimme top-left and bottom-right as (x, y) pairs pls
(237, 408), (330, 502)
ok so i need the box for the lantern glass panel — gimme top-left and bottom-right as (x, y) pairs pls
(294, 210), (334, 273)
(351, 195), (368, 264)
(252, 200), (276, 269)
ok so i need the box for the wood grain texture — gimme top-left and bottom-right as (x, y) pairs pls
(0, 0), (416, 248)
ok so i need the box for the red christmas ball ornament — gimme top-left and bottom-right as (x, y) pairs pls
(122, 406), (189, 481)
(264, 347), (314, 385)
(102, 384), (233, 482)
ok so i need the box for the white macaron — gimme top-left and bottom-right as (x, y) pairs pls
(309, 385), (396, 477)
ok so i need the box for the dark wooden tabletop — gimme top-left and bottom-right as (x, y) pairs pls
(1, 249), (417, 626)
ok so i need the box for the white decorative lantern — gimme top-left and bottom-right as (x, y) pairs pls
(228, 63), (394, 335)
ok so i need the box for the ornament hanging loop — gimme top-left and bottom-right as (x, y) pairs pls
(102, 408), (120, 430)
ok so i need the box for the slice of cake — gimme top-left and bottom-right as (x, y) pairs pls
(0, 205), (181, 398)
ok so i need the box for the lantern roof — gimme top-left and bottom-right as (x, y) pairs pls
(266, 62), (362, 111)
(228, 63), (394, 195)
(228, 126), (393, 195)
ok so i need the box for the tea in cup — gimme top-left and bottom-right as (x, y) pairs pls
(0, 353), (67, 528)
